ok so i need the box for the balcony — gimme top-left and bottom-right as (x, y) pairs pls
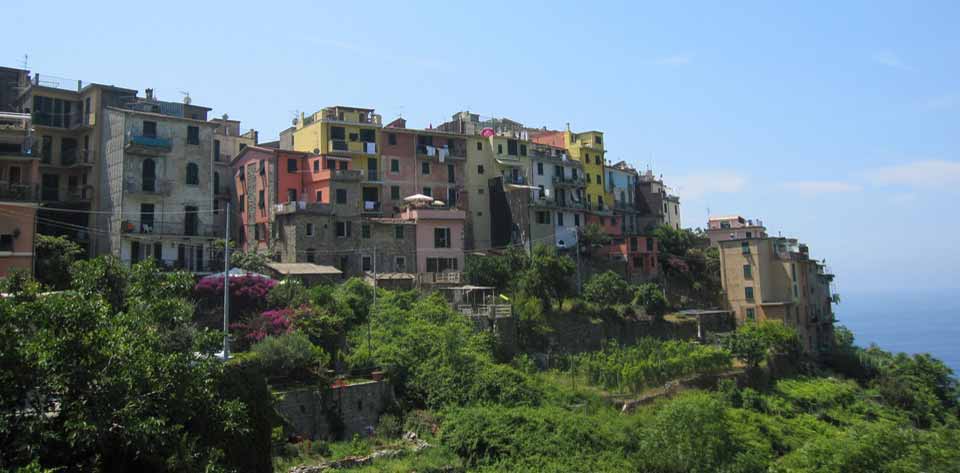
(125, 178), (174, 196)
(552, 175), (585, 187)
(455, 304), (512, 319)
(420, 272), (463, 285)
(64, 186), (93, 203)
(0, 183), (39, 202)
(416, 144), (466, 160)
(121, 219), (219, 238)
(126, 126), (173, 155)
(274, 201), (332, 216)
(328, 140), (377, 155)
(60, 149), (93, 167)
(320, 110), (382, 126)
(504, 175), (528, 186)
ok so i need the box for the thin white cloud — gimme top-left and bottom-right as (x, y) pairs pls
(922, 94), (959, 111)
(655, 54), (693, 66)
(867, 160), (960, 188)
(672, 171), (746, 201)
(782, 180), (862, 194)
(871, 51), (909, 70)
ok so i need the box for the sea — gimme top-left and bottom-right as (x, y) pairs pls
(839, 289), (960, 375)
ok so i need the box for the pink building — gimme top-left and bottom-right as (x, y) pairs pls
(707, 215), (768, 246)
(401, 206), (466, 284)
(380, 119), (467, 216)
(0, 112), (40, 277)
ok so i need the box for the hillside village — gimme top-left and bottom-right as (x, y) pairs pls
(4, 66), (954, 473)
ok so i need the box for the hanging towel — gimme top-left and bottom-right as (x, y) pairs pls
(438, 148), (448, 162)
(426, 145), (436, 157)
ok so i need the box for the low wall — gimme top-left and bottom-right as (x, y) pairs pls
(275, 380), (394, 441)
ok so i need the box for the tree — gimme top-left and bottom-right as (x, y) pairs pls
(634, 283), (668, 320)
(35, 235), (83, 290)
(583, 271), (632, 307)
(579, 222), (611, 252)
(516, 244), (575, 311)
(723, 320), (800, 368)
(465, 247), (529, 293)
(69, 256), (129, 313)
(230, 249), (272, 274)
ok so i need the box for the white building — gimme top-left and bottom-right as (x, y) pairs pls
(99, 99), (219, 272)
(527, 144), (586, 249)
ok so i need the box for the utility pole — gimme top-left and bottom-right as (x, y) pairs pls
(223, 202), (231, 359)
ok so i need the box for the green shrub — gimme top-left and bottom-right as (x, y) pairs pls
(582, 270), (632, 307)
(376, 413), (403, 439)
(249, 332), (329, 381)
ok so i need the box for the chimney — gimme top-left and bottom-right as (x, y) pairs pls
(145, 88), (154, 101)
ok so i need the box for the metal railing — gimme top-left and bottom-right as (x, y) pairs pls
(61, 149), (93, 166)
(126, 125), (174, 152)
(362, 201), (382, 213)
(553, 175), (586, 186)
(0, 183), (39, 202)
(126, 178), (174, 195)
(416, 144), (466, 159)
(456, 304), (513, 318)
(274, 201), (332, 215)
(421, 272), (463, 284)
(121, 219), (219, 237)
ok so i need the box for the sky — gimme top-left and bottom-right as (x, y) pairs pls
(5, 0), (960, 293)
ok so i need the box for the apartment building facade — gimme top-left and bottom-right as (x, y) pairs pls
(0, 112), (41, 276)
(636, 170), (682, 232)
(210, 117), (257, 233)
(99, 100), (218, 272)
(707, 215), (768, 246)
(718, 237), (836, 353)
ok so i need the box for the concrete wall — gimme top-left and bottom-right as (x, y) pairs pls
(275, 380), (394, 441)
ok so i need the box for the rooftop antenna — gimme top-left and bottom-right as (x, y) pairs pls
(179, 91), (191, 105)
(20, 54), (28, 70)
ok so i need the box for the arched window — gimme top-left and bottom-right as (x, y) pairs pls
(186, 163), (199, 185)
(142, 158), (156, 191)
(213, 171), (220, 194)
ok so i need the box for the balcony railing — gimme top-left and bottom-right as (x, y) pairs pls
(126, 126), (173, 154)
(60, 149), (93, 166)
(504, 175), (528, 186)
(125, 178), (174, 195)
(456, 304), (513, 318)
(0, 183), (39, 202)
(274, 201), (332, 215)
(362, 201), (382, 214)
(331, 169), (362, 181)
(416, 144), (466, 159)
(320, 111), (382, 126)
(552, 175), (585, 187)
(328, 140), (377, 154)
(121, 219), (219, 237)
(420, 272), (463, 285)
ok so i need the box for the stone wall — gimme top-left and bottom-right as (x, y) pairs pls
(275, 380), (394, 441)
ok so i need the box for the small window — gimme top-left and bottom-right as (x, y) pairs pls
(287, 189), (297, 201)
(394, 256), (406, 271)
(745, 287), (755, 301)
(537, 162), (543, 175)
(520, 144), (527, 156)
(142, 121), (157, 138)
(557, 213), (564, 226)
(477, 164), (484, 174)
(316, 191), (322, 202)
(595, 175), (601, 184)
(497, 143), (503, 154)
(186, 163), (199, 185)
(287, 158), (297, 173)
(394, 225), (404, 239)
(646, 238), (654, 251)
(422, 162), (430, 175)
(213, 139), (221, 160)
(507, 139), (518, 155)
(187, 126), (199, 145)
(391, 159), (400, 173)
(361, 224), (371, 239)
(595, 156), (601, 165)
(743, 264), (752, 279)
(476, 141), (482, 151)
(258, 190), (265, 208)
(306, 223), (315, 236)
(478, 188), (484, 194)
(746, 308), (755, 320)
(313, 160), (320, 172)
(362, 256), (372, 272)
(388, 133), (397, 145)
(359, 129), (375, 142)
(741, 241), (750, 254)
(574, 214), (580, 226)
(434, 227), (451, 248)
(391, 185), (400, 200)
(330, 126), (345, 140)
(336, 189), (347, 204)
(305, 248), (315, 263)
(422, 187), (432, 197)
(447, 164), (455, 183)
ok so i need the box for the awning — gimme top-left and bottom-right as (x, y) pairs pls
(266, 262), (342, 276)
(496, 158), (525, 167)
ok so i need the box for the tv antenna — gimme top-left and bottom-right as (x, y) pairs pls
(20, 54), (28, 70)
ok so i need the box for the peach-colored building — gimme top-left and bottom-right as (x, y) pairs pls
(0, 112), (40, 277)
(401, 206), (465, 285)
(707, 215), (768, 246)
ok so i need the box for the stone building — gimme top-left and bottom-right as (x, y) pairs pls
(636, 169), (682, 231)
(98, 96), (219, 271)
(209, 116), (257, 235)
(718, 237), (836, 354)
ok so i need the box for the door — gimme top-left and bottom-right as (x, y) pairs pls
(142, 159), (156, 192)
(130, 241), (141, 264)
(41, 174), (58, 201)
(140, 203), (155, 233)
(367, 158), (378, 181)
(184, 206), (198, 236)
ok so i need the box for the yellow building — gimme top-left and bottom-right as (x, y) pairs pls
(293, 106), (383, 205)
(531, 129), (611, 211)
(718, 237), (836, 354)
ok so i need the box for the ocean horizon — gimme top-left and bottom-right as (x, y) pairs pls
(838, 288), (960, 374)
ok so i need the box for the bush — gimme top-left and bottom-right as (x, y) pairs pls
(35, 234), (83, 290)
(583, 270), (632, 307)
(633, 283), (668, 320)
(249, 332), (329, 381)
(376, 413), (403, 439)
(724, 320), (800, 368)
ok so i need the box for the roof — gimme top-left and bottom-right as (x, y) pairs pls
(105, 106), (214, 125)
(366, 272), (416, 280)
(229, 145), (314, 166)
(266, 262), (342, 276)
(708, 215), (746, 221)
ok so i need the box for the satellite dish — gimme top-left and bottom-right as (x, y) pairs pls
(481, 127), (495, 137)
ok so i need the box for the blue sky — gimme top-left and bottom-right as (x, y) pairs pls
(6, 0), (960, 293)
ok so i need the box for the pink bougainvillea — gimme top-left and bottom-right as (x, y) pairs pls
(194, 275), (277, 313)
(231, 307), (296, 344)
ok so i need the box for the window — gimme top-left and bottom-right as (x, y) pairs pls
(143, 121), (157, 138)
(213, 172), (220, 194)
(184, 206), (199, 236)
(305, 249), (315, 263)
(422, 187), (432, 197)
(394, 225), (404, 239)
(394, 256), (406, 271)
(507, 139), (518, 155)
(313, 160), (320, 172)
(434, 227), (451, 248)
(306, 223), (315, 236)
(574, 214), (581, 227)
(336, 189), (347, 204)
(746, 308), (756, 320)
(535, 211), (551, 225)
(338, 255), (349, 271)
(444, 164), (454, 184)
(595, 156), (601, 165)
(594, 136), (602, 145)
(259, 160), (265, 175)
(743, 264), (752, 279)
(610, 217), (617, 226)
(213, 139), (221, 160)
(258, 190), (265, 208)
(287, 158), (297, 172)
(361, 224), (370, 239)
(330, 126), (345, 140)
(388, 133), (397, 145)
(585, 173), (590, 183)
(142, 158), (156, 192)
(254, 224), (261, 240)
(557, 212), (564, 226)
(476, 141), (482, 151)
(390, 159), (400, 173)
(359, 129), (375, 142)
(793, 284), (799, 298)
(477, 164), (484, 174)
(745, 287), (755, 301)
(239, 195), (244, 211)
(646, 238), (654, 251)
(391, 185), (400, 200)
(790, 263), (797, 280)
(426, 257), (458, 272)
(187, 126), (199, 145)
(287, 189), (297, 201)
(447, 187), (457, 207)
(362, 256), (372, 272)
(336, 221), (352, 238)
(315, 191), (322, 202)
(478, 188), (484, 194)
(422, 162), (430, 175)
(520, 144), (527, 156)
(537, 162), (543, 175)
(497, 143), (503, 154)
(745, 231), (752, 239)
(741, 241), (750, 254)
(595, 175), (601, 184)
(186, 163), (199, 185)
(239, 143), (247, 151)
